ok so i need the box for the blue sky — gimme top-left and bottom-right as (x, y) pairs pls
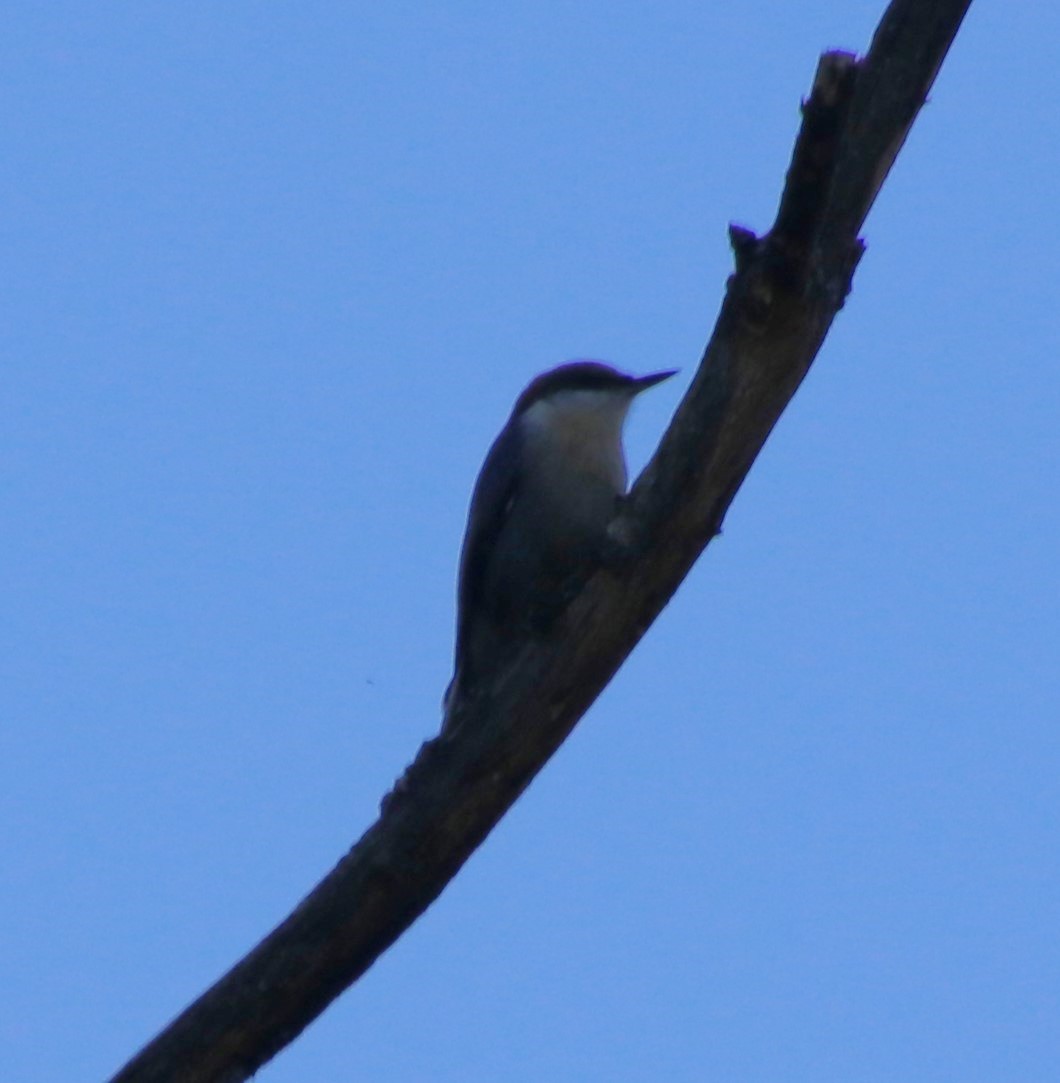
(3, 4), (1058, 1081)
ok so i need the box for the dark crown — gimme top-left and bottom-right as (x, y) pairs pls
(514, 361), (645, 416)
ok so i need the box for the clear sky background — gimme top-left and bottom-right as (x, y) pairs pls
(3, 4), (1058, 1081)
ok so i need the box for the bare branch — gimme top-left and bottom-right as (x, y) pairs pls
(110, 2), (973, 1080)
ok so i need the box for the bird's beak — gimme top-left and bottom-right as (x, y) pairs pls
(632, 369), (679, 393)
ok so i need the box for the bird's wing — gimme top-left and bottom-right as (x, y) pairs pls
(453, 419), (523, 679)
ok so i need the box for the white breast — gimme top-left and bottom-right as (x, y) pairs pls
(520, 390), (631, 495)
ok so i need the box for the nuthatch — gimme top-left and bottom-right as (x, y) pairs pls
(443, 360), (676, 729)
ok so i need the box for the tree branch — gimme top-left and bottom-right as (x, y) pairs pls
(110, 2), (973, 1080)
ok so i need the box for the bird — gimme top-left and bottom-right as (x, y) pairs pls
(443, 360), (676, 731)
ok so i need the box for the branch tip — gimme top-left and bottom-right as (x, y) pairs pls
(728, 224), (761, 273)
